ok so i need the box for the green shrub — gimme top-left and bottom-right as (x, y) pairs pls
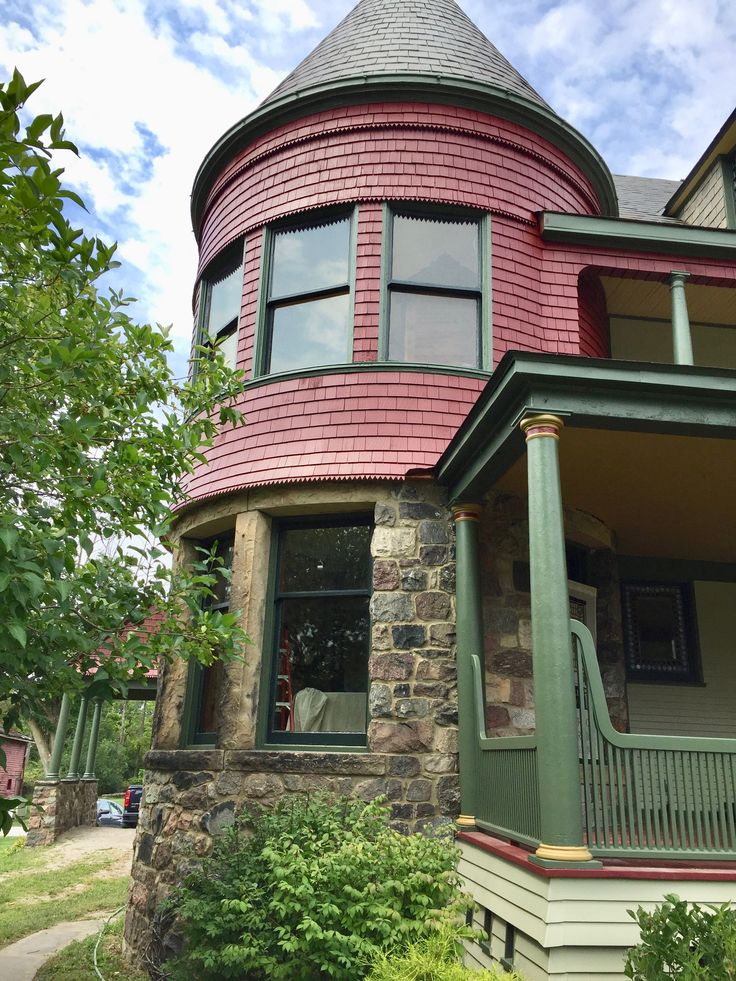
(625, 893), (736, 980)
(367, 922), (523, 980)
(165, 795), (469, 981)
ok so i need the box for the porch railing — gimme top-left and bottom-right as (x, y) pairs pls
(573, 619), (736, 860)
(468, 623), (736, 861)
(470, 656), (541, 846)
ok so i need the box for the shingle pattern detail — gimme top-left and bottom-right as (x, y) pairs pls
(262, 0), (549, 111)
(613, 174), (683, 224)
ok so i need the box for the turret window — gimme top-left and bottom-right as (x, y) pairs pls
(260, 213), (354, 375)
(198, 246), (243, 370)
(384, 208), (487, 369)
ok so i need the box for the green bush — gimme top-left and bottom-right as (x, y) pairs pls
(367, 923), (523, 980)
(165, 795), (469, 981)
(625, 893), (736, 979)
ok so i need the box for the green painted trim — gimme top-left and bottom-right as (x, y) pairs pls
(474, 818), (539, 851)
(252, 207), (357, 380)
(377, 202), (391, 361)
(540, 211), (736, 257)
(438, 352), (736, 502)
(82, 699), (102, 780)
(481, 213), (493, 371)
(720, 155), (736, 230)
(66, 696), (89, 780)
(191, 76), (618, 233)
(244, 359), (492, 390)
(46, 692), (71, 780)
(256, 521), (283, 749)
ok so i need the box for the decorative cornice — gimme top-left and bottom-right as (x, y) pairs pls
(191, 76), (618, 234)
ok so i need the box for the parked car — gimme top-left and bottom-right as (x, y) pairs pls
(122, 784), (143, 828)
(96, 798), (123, 827)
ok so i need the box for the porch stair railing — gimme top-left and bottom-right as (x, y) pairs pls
(573, 619), (736, 860)
(468, 621), (736, 861)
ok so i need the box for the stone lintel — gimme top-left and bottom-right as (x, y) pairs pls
(145, 750), (225, 772)
(225, 750), (387, 776)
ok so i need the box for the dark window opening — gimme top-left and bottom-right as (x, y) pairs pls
(264, 215), (352, 374)
(480, 907), (493, 956)
(198, 248), (243, 371)
(386, 210), (483, 368)
(622, 581), (700, 682)
(267, 518), (372, 746)
(502, 922), (516, 968)
(189, 535), (234, 744)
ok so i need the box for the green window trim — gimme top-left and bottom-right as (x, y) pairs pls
(181, 534), (235, 748)
(256, 515), (373, 749)
(379, 202), (492, 371)
(252, 207), (357, 379)
(194, 241), (245, 375)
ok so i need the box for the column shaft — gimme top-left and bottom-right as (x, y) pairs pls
(83, 699), (103, 779)
(670, 271), (694, 366)
(66, 697), (89, 780)
(46, 692), (71, 780)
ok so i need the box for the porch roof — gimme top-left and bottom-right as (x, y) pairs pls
(437, 352), (736, 503)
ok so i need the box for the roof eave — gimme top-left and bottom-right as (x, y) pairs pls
(191, 74), (618, 236)
(664, 107), (736, 217)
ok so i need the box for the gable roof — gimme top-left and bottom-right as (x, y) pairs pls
(261, 0), (550, 112)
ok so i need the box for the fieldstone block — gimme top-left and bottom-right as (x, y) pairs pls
(429, 623), (456, 646)
(437, 776), (460, 815)
(488, 607), (520, 634)
(369, 683), (393, 717)
(368, 720), (434, 753)
(372, 623), (392, 650)
(391, 803), (414, 821)
(373, 560), (400, 590)
(225, 751), (386, 776)
(492, 651), (533, 678)
(399, 501), (444, 520)
(439, 564), (456, 592)
(400, 567), (428, 591)
(145, 750), (224, 772)
(387, 755), (421, 777)
(369, 652), (415, 680)
(370, 592), (413, 622)
(374, 503), (396, 527)
(354, 778), (388, 801)
(416, 591), (451, 620)
(415, 803), (436, 818)
(414, 682), (448, 698)
(372, 526), (416, 558)
(418, 520), (450, 545)
(392, 624), (426, 649)
(422, 647), (451, 659)
(172, 770), (212, 791)
(419, 545), (448, 566)
(406, 779), (432, 802)
(393, 683), (410, 698)
(416, 660), (456, 682)
(395, 697), (429, 718)
(137, 832), (155, 866)
(486, 705), (511, 728)
(423, 754), (457, 775)
(434, 703), (458, 726)
(434, 728), (458, 754)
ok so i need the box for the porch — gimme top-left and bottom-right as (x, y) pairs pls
(437, 352), (736, 867)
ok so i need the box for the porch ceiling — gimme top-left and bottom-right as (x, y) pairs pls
(495, 428), (736, 562)
(600, 276), (736, 325)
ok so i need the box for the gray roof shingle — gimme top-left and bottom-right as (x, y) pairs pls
(261, 0), (550, 111)
(613, 174), (683, 224)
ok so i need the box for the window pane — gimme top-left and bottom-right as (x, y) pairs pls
(269, 293), (349, 373)
(389, 291), (479, 367)
(215, 328), (238, 370)
(197, 661), (223, 735)
(279, 524), (371, 592)
(273, 596), (369, 734)
(207, 266), (241, 337)
(633, 594), (679, 664)
(392, 215), (479, 289)
(271, 218), (350, 299)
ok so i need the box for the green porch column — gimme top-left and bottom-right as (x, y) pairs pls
(66, 696), (89, 780)
(670, 271), (694, 366)
(521, 414), (593, 865)
(452, 503), (484, 830)
(46, 692), (72, 780)
(82, 699), (103, 780)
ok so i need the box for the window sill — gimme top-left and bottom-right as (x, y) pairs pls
(257, 742), (369, 753)
(246, 361), (491, 389)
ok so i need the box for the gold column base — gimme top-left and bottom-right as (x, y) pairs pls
(535, 842), (594, 863)
(456, 814), (477, 829)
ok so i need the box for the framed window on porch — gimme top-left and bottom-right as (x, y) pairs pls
(263, 517), (372, 746)
(257, 211), (355, 376)
(183, 535), (235, 745)
(382, 206), (489, 369)
(622, 581), (701, 682)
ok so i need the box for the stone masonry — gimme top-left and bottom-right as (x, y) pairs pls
(26, 778), (97, 846)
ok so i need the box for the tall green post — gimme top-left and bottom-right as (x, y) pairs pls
(670, 271), (694, 366)
(521, 414), (594, 866)
(66, 696), (89, 780)
(46, 692), (72, 780)
(83, 699), (103, 780)
(452, 502), (484, 830)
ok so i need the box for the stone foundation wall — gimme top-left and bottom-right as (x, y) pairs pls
(26, 778), (97, 846)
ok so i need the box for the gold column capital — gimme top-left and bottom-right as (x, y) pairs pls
(520, 414), (564, 441)
(452, 503), (483, 522)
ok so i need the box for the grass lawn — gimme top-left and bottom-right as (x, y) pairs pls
(0, 837), (130, 947)
(35, 917), (147, 981)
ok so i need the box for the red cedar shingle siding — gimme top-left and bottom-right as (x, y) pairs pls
(1, 737), (29, 797)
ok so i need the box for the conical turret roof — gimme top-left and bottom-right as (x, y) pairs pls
(262, 0), (549, 111)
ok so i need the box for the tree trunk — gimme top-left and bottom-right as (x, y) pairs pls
(28, 718), (51, 771)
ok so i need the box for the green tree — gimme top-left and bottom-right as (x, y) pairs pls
(0, 72), (247, 827)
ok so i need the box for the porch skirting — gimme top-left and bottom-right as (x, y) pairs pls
(458, 831), (736, 980)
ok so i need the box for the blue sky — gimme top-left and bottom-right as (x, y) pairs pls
(1, 0), (734, 377)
